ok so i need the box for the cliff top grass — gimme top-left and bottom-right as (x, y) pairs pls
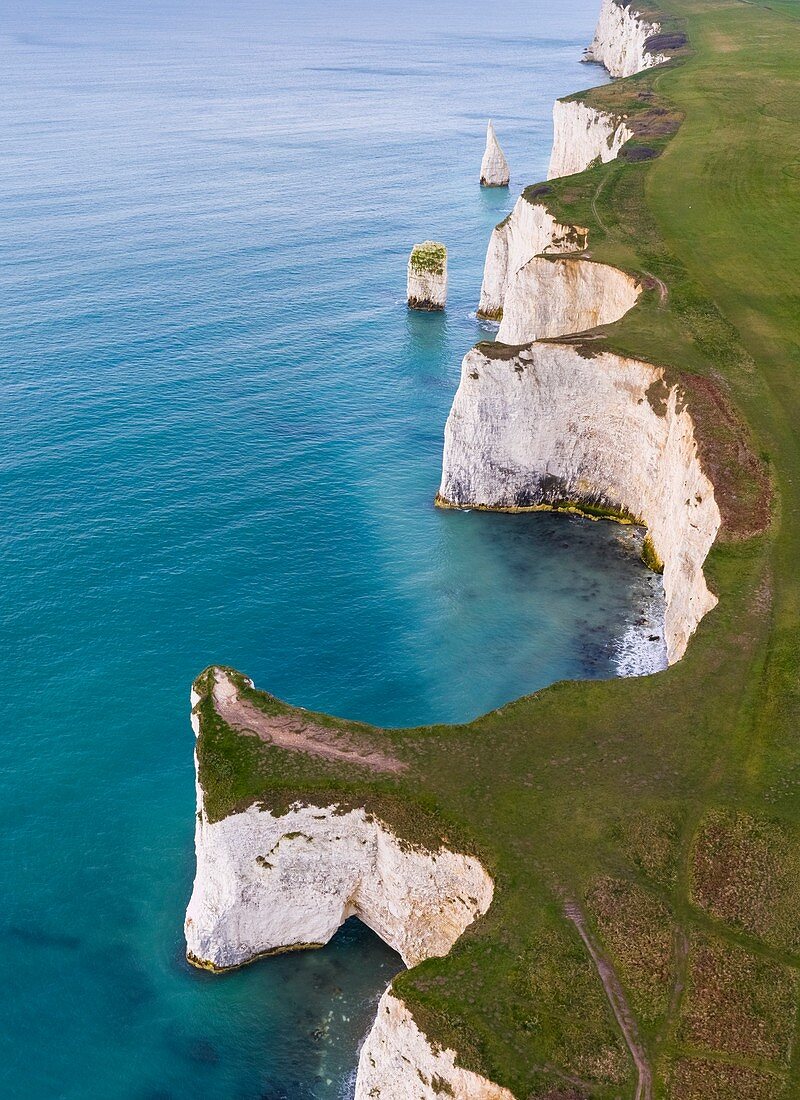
(409, 240), (447, 275)
(194, 1), (800, 1096)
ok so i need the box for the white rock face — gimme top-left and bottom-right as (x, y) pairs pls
(438, 343), (720, 663)
(548, 98), (633, 179)
(407, 241), (448, 311)
(355, 989), (516, 1100)
(477, 199), (588, 320)
(496, 256), (641, 345)
(480, 120), (510, 187)
(584, 0), (668, 77)
(185, 797), (493, 971)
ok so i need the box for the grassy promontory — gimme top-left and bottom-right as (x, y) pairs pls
(194, 2), (800, 1096)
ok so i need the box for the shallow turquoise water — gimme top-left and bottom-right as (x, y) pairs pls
(0, 2), (661, 1096)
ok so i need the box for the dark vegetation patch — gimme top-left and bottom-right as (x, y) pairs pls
(666, 1058), (784, 1100)
(619, 144), (658, 162)
(586, 876), (674, 1031)
(530, 1086), (590, 1100)
(409, 241), (446, 276)
(645, 377), (670, 416)
(690, 808), (800, 953)
(641, 533), (664, 574)
(646, 31), (689, 52)
(678, 372), (772, 541)
(474, 339), (533, 361)
(678, 935), (799, 1065)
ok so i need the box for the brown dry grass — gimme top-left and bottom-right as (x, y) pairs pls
(678, 935), (799, 1065)
(690, 809), (800, 953)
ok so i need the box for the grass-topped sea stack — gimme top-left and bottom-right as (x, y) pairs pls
(406, 240), (447, 311)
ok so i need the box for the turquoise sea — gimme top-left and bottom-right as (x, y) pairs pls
(0, 2), (661, 1096)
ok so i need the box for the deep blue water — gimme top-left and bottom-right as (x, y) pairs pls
(0, 2), (661, 1096)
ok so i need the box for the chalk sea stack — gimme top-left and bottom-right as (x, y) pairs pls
(480, 120), (510, 186)
(407, 241), (447, 310)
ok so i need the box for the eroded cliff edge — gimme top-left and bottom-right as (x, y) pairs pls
(437, 342), (719, 665)
(584, 0), (669, 77)
(186, 674), (492, 971)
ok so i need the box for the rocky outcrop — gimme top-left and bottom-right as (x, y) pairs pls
(477, 198), (588, 320)
(185, 757), (493, 970)
(355, 989), (516, 1100)
(438, 342), (720, 664)
(548, 98), (633, 179)
(583, 0), (668, 78)
(496, 256), (641, 345)
(480, 120), (510, 187)
(408, 241), (448, 311)
(186, 683), (501, 1095)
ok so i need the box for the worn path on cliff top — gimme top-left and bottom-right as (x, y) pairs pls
(563, 898), (653, 1100)
(211, 668), (406, 774)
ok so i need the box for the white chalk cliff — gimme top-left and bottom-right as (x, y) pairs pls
(185, 684), (506, 1097)
(480, 120), (510, 187)
(185, 800), (492, 971)
(496, 256), (641, 345)
(438, 342), (720, 664)
(477, 198), (588, 320)
(355, 989), (516, 1100)
(584, 0), (668, 78)
(548, 98), (633, 179)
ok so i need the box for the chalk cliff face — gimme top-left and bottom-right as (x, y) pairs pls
(355, 989), (516, 1100)
(480, 120), (510, 187)
(477, 198), (588, 320)
(584, 0), (668, 78)
(185, 792), (493, 971)
(548, 98), (633, 179)
(496, 256), (641, 345)
(438, 342), (720, 664)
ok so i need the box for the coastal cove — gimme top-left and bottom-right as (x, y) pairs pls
(0, 2), (686, 1098)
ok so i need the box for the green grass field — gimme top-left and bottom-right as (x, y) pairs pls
(194, 2), (800, 1096)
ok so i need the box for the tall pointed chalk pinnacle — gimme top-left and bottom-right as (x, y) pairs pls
(480, 120), (510, 187)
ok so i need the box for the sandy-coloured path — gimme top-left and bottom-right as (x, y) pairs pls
(211, 667), (406, 774)
(563, 897), (653, 1100)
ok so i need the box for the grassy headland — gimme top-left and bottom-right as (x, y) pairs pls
(194, 2), (800, 1096)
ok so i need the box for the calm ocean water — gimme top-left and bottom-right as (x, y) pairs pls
(0, 2), (659, 1096)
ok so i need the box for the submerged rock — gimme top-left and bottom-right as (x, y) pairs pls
(480, 120), (510, 187)
(407, 241), (447, 311)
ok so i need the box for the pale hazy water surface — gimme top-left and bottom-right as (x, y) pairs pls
(0, 2), (661, 1096)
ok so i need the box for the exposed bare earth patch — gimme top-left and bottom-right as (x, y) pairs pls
(678, 372), (772, 541)
(211, 667), (406, 774)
